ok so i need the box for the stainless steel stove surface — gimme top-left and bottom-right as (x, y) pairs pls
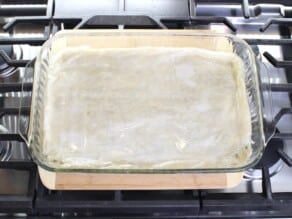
(1, 0), (292, 218)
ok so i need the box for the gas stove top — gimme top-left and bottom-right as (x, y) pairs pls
(1, 0), (292, 218)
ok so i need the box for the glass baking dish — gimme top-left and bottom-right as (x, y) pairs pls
(19, 30), (267, 173)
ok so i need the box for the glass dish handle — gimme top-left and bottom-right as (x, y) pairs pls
(18, 60), (35, 145)
(258, 61), (275, 144)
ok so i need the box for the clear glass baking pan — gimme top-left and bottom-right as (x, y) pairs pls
(19, 30), (270, 173)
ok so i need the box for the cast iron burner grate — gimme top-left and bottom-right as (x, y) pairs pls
(0, 142), (3, 158)
(0, 0), (292, 218)
(0, 44), (23, 78)
(0, 126), (12, 161)
(0, 142), (11, 161)
(245, 137), (285, 179)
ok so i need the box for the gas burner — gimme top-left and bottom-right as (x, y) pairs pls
(0, 44), (22, 78)
(244, 138), (285, 180)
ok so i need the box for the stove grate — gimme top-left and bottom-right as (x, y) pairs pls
(0, 0), (292, 218)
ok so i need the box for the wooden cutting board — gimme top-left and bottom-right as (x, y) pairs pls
(38, 29), (243, 190)
(38, 167), (243, 190)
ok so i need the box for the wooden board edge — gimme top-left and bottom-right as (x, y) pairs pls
(38, 167), (243, 190)
(226, 172), (244, 188)
(38, 166), (56, 190)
